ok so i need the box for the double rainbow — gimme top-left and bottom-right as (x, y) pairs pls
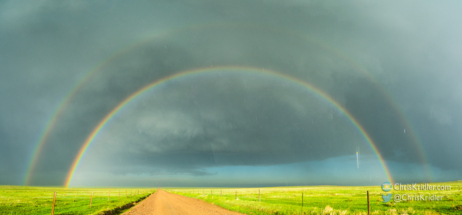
(25, 23), (429, 186)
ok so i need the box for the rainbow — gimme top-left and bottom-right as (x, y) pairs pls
(64, 66), (394, 187)
(26, 23), (429, 185)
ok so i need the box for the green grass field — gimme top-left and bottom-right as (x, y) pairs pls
(168, 181), (462, 214)
(1, 182), (461, 214)
(0, 186), (155, 215)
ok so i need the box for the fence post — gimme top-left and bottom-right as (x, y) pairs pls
(51, 192), (56, 215)
(235, 190), (237, 200)
(259, 189), (261, 202)
(367, 191), (370, 215)
(108, 190), (110, 201)
(89, 192), (93, 208)
(302, 191), (303, 207)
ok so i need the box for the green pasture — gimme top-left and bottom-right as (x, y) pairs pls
(0, 186), (155, 215)
(168, 181), (462, 214)
(1, 181), (461, 214)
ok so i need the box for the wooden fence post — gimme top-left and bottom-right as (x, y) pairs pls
(89, 192), (93, 208)
(302, 191), (304, 207)
(259, 189), (261, 202)
(367, 191), (370, 215)
(108, 191), (110, 201)
(51, 192), (56, 215)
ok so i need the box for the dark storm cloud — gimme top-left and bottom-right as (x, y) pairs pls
(77, 74), (364, 177)
(1, 0), (461, 186)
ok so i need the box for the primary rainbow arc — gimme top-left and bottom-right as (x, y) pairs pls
(65, 66), (394, 187)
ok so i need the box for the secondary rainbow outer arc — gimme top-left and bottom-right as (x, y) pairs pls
(64, 66), (394, 187)
(27, 22), (426, 185)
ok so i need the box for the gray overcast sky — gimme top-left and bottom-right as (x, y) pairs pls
(1, 0), (461, 187)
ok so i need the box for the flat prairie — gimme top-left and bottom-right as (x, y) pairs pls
(0, 186), (154, 214)
(168, 181), (462, 214)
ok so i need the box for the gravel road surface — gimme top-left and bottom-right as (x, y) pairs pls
(123, 189), (244, 215)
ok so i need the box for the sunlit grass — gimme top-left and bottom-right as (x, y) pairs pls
(0, 186), (155, 215)
(168, 181), (462, 214)
(2, 182), (461, 214)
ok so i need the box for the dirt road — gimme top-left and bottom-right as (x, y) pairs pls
(123, 189), (244, 215)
